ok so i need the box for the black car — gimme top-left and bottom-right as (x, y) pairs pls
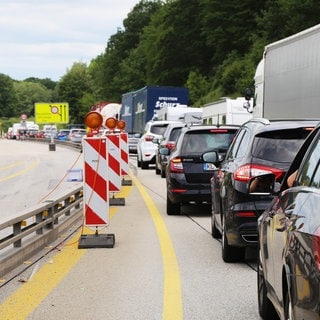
(165, 124), (239, 215)
(209, 118), (317, 262)
(256, 122), (320, 320)
(155, 122), (185, 178)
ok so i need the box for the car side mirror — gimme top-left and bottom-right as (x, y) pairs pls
(160, 147), (170, 156)
(202, 151), (219, 163)
(248, 173), (277, 195)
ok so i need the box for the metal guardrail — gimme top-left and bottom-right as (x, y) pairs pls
(0, 139), (84, 278)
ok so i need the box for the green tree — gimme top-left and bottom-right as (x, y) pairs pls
(57, 62), (93, 124)
(14, 81), (52, 117)
(0, 74), (17, 117)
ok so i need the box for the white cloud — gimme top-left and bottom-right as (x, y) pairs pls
(0, 0), (139, 80)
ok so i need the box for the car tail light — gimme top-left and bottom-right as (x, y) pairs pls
(145, 135), (154, 142)
(234, 164), (284, 182)
(166, 142), (175, 150)
(314, 226), (320, 272)
(236, 211), (256, 217)
(170, 157), (184, 173)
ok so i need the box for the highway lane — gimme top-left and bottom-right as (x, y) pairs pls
(0, 143), (260, 319)
(0, 139), (83, 220)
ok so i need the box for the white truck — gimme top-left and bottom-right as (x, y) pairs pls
(252, 23), (320, 119)
(155, 105), (202, 122)
(202, 97), (252, 125)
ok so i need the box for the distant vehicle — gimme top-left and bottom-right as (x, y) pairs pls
(127, 133), (141, 154)
(67, 128), (87, 143)
(155, 122), (185, 178)
(57, 129), (70, 141)
(121, 86), (189, 134)
(256, 122), (320, 320)
(209, 118), (318, 262)
(202, 97), (252, 125)
(43, 129), (58, 139)
(137, 120), (178, 169)
(165, 124), (239, 215)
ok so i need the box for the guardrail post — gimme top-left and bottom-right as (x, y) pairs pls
(53, 203), (59, 225)
(36, 212), (43, 234)
(13, 222), (22, 247)
(65, 197), (71, 216)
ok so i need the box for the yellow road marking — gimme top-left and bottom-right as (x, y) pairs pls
(0, 175), (182, 320)
(0, 159), (40, 182)
(0, 186), (132, 319)
(0, 161), (25, 171)
(130, 174), (183, 320)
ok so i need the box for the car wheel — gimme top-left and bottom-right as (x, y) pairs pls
(141, 161), (149, 169)
(137, 156), (141, 168)
(161, 168), (166, 178)
(211, 215), (221, 239)
(257, 248), (278, 319)
(166, 195), (180, 215)
(155, 165), (161, 175)
(221, 217), (244, 262)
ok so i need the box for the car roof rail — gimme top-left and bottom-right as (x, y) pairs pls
(245, 118), (270, 125)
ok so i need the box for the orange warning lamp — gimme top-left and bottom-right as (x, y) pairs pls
(117, 120), (126, 131)
(105, 117), (118, 130)
(84, 111), (103, 129)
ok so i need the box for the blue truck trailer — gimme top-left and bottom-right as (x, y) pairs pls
(121, 86), (189, 133)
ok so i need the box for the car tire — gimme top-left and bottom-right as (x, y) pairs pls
(161, 168), (166, 178)
(137, 156), (141, 168)
(257, 249), (278, 319)
(221, 217), (244, 262)
(141, 161), (149, 169)
(211, 215), (221, 239)
(166, 195), (180, 215)
(155, 165), (161, 175)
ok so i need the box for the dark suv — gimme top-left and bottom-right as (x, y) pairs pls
(165, 125), (239, 215)
(256, 122), (320, 319)
(209, 118), (317, 262)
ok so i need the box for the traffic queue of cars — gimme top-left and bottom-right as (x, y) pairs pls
(135, 118), (320, 320)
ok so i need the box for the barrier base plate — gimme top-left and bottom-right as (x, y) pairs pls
(122, 179), (132, 186)
(110, 197), (125, 206)
(78, 234), (115, 249)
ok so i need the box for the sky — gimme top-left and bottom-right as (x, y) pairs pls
(0, 0), (140, 81)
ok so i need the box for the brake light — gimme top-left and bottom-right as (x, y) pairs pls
(170, 157), (184, 173)
(234, 164), (284, 182)
(314, 226), (320, 272)
(166, 142), (175, 150)
(236, 211), (256, 217)
(145, 135), (154, 142)
(209, 129), (229, 133)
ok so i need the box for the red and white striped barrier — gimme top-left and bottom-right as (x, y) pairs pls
(83, 137), (109, 227)
(106, 133), (121, 193)
(120, 132), (129, 177)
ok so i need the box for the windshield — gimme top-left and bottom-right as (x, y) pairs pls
(252, 129), (311, 163)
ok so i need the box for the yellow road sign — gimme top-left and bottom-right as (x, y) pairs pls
(35, 102), (69, 124)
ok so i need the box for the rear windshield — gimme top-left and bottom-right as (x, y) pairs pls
(169, 127), (183, 141)
(252, 128), (311, 163)
(181, 130), (236, 153)
(150, 124), (169, 135)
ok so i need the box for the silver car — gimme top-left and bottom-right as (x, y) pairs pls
(68, 128), (87, 143)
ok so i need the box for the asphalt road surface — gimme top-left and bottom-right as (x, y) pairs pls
(0, 139), (260, 320)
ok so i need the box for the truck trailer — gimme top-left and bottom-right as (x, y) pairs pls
(253, 23), (320, 119)
(120, 86), (189, 134)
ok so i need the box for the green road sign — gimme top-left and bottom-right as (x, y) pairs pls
(35, 102), (69, 124)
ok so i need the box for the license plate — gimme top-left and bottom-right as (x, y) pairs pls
(203, 163), (216, 171)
